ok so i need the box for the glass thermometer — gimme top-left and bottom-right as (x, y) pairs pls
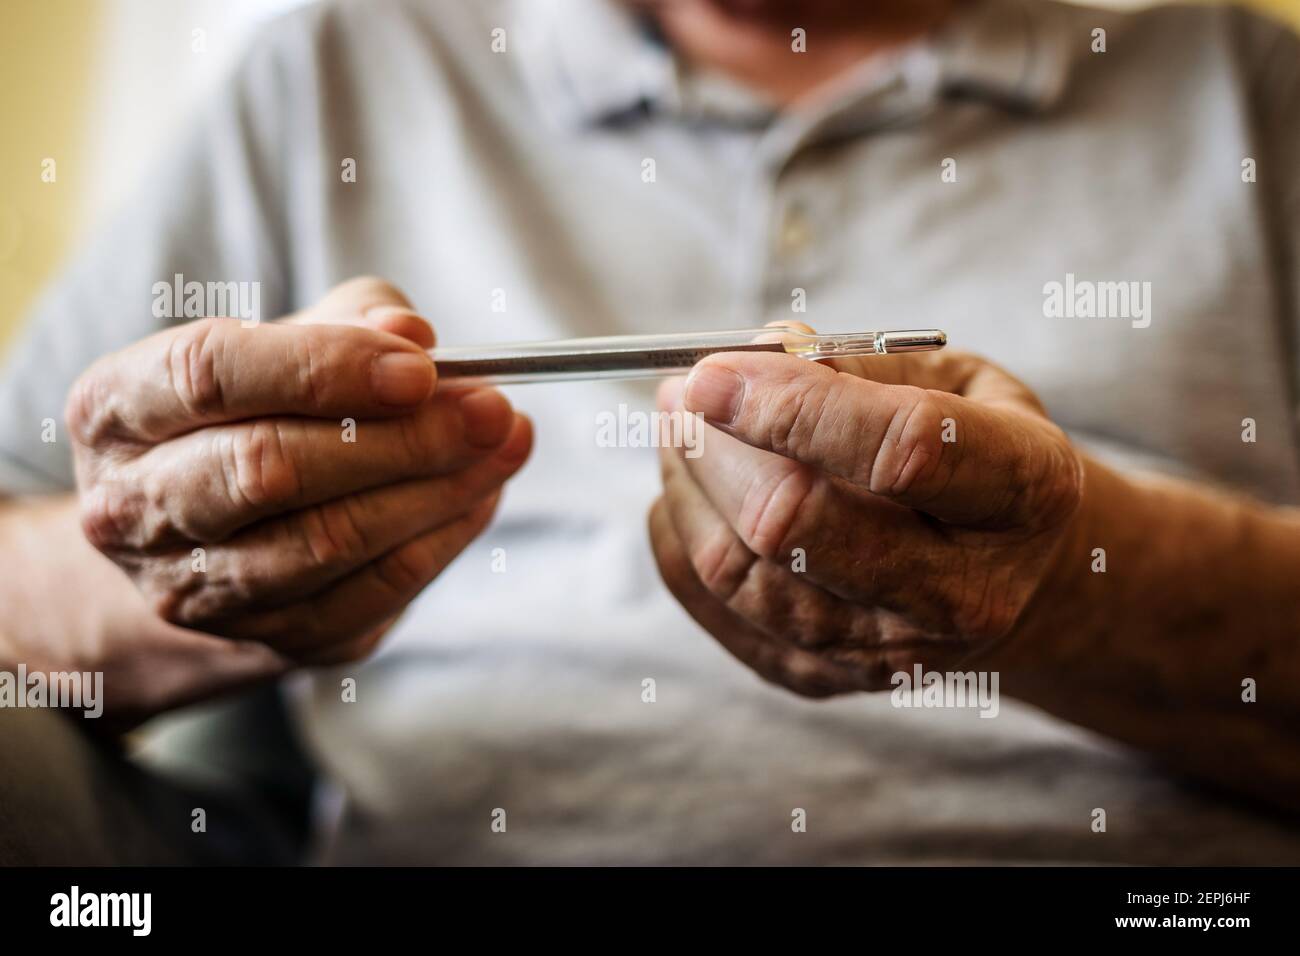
(431, 327), (946, 386)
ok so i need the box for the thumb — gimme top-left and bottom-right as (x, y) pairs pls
(683, 352), (1080, 530)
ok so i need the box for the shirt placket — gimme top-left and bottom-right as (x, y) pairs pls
(728, 56), (943, 327)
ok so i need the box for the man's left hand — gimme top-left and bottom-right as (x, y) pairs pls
(650, 331), (1084, 697)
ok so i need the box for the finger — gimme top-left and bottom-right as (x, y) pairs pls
(87, 390), (520, 548)
(280, 275), (414, 322)
(285, 306), (436, 350)
(660, 378), (957, 626)
(680, 426), (964, 620)
(648, 497), (864, 698)
(67, 317), (439, 449)
(682, 351), (1081, 529)
(281, 277), (436, 349)
(213, 491), (503, 663)
(658, 434), (893, 655)
(827, 347), (1046, 415)
(142, 416), (532, 626)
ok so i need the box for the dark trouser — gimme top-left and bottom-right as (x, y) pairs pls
(0, 686), (313, 865)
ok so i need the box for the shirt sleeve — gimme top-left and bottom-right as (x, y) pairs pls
(0, 27), (296, 493)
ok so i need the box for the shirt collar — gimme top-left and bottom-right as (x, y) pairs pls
(511, 0), (1077, 128)
(931, 0), (1075, 112)
(511, 0), (676, 128)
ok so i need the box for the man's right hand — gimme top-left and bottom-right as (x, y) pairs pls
(65, 278), (531, 666)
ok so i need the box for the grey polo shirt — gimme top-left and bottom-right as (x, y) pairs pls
(3, 0), (1300, 862)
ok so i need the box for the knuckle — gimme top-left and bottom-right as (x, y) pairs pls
(289, 333), (326, 409)
(137, 564), (207, 627)
(874, 617), (936, 677)
(134, 471), (186, 547)
(736, 464), (814, 560)
(81, 473), (186, 556)
(150, 585), (197, 628)
(374, 539), (435, 596)
(224, 421), (302, 510)
(167, 319), (228, 419)
(300, 497), (370, 571)
(765, 379), (832, 462)
(78, 485), (137, 552)
(735, 639), (834, 699)
(871, 388), (945, 496)
(773, 653), (841, 699)
(395, 410), (436, 470)
(64, 368), (116, 447)
(780, 592), (857, 652)
(784, 614), (833, 651)
(175, 558), (262, 627)
(690, 529), (754, 600)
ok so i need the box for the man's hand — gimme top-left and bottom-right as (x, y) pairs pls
(67, 278), (531, 668)
(649, 330), (1082, 696)
(651, 326), (1300, 807)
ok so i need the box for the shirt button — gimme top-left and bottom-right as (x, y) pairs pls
(776, 203), (813, 257)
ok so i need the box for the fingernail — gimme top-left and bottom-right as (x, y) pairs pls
(458, 389), (513, 448)
(684, 364), (744, 425)
(372, 352), (434, 406)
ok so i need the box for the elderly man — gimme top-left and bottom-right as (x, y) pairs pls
(1, 0), (1298, 865)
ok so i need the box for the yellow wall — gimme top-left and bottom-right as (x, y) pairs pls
(0, 0), (102, 351)
(1, 0), (1298, 353)
(1254, 0), (1300, 23)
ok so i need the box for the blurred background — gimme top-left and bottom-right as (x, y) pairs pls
(2, 0), (1298, 353)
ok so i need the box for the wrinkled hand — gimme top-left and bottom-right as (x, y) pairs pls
(650, 328), (1082, 697)
(67, 278), (531, 666)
